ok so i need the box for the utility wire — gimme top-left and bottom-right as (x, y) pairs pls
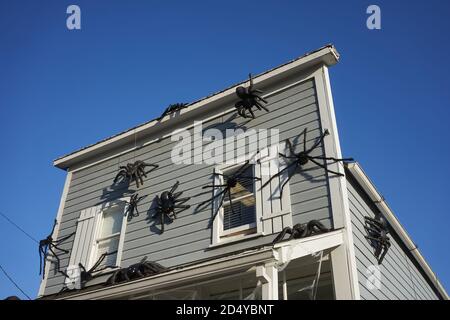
(0, 211), (39, 244)
(0, 264), (32, 300)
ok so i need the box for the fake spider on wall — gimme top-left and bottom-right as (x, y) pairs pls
(272, 220), (330, 244)
(78, 251), (118, 287)
(114, 160), (158, 188)
(152, 181), (191, 233)
(157, 103), (189, 121)
(39, 220), (74, 278)
(234, 73), (268, 119)
(364, 214), (391, 264)
(262, 127), (354, 197)
(126, 193), (147, 221)
(106, 256), (167, 285)
(198, 161), (260, 226)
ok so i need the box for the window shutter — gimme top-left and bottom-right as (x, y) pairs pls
(256, 143), (292, 235)
(64, 205), (100, 289)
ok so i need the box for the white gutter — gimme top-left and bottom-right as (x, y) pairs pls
(345, 162), (449, 300)
(53, 45), (340, 170)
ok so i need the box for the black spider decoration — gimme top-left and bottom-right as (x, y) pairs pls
(262, 128), (354, 197)
(152, 181), (191, 233)
(364, 214), (391, 264)
(235, 73), (268, 119)
(39, 219), (74, 278)
(157, 103), (189, 121)
(272, 220), (330, 244)
(79, 251), (118, 287)
(126, 193), (147, 221)
(198, 161), (260, 225)
(106, 256), (167, 285)
(114, 160), (158, 188)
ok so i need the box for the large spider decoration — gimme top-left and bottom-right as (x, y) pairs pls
(234, 73), (268, 119)
(126, 193), (147, 221)
(39, 220), (74, 278)
(114, 160), (158, 188)
(157, 103), (189, 121)
(364, 214), (391, 264)
(262, 128), (354, 197)
(106, 257), (167, 285)
(198, 161), (260, 225)
(79, 251), (118, 287)
(272, 220), (330, 244)
(152, 181), (191, 233)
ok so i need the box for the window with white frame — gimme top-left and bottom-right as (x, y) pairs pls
(221, 164), (257, 237)
(92, 202), (127, 268)
(65, 199), (128, 288)
(211, 144), (293, 246)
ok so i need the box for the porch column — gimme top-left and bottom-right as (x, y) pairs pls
(256, 263), (278, 300)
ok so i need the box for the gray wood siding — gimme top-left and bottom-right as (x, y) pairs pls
(43, 78), (334, 295)
(346, 176), (439, 300)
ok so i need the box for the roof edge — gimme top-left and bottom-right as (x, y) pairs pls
(54, 44), (339, 170)
(345, 162), (449, 300)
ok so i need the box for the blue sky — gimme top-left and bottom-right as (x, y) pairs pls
(0, 0), (449, 299)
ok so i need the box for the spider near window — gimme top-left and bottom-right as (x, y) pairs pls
(199, 161), (260, 226)
(38, 219), (74, 278)
(261, 127), (354, 197)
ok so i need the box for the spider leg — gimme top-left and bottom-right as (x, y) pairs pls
(279, 166), (297, 198)
(308, 158), (344, 177)
(310, 156), (354, 162)
(208, 188), (229, 227)
(48, 247), (62, 274)
(261, 161), (297, 189)
(174, 197), (190, 204)
(248, 107), (256, 119)
(272, 227), (292, 244)
(39, 246), (45, 276)
(160, 211), (165, 233)
(254, 98), (269, 111)
(54, 232), (75, 245)
(233, 161), (251, 177)
(305, 129), (329, 154)
(170, 181), (180, 194)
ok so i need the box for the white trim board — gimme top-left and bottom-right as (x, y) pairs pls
(38, 171), (73, 298)
(345, 162), (449, 300)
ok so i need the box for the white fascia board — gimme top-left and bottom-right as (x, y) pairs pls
(53, 45), (340, 170)
(345, 162), (449, 300)
(273, 230), (344, 264)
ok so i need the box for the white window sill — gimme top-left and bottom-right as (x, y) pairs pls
(208, 232), (264, 249)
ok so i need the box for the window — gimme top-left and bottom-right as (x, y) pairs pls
(211, 144), (293, 246)
(221, 165), (257, 235)
(65, 199), (128, 288)
(92, 202), (126, 268)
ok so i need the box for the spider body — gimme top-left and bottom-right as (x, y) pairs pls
(126, 193), (147, 221)
(157, 103), (188, 121)
(262, 128), (354, 197)
(235, 74), (268, 119)
(153, 181), (190, 233)
(114, 160), (158, 188)
(199, 161), (260, 226)
(273, 220), (329, 244)
(38, 220), (74, 278)
(364, 215), (391, 264)
(106, 257), (167, 285)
